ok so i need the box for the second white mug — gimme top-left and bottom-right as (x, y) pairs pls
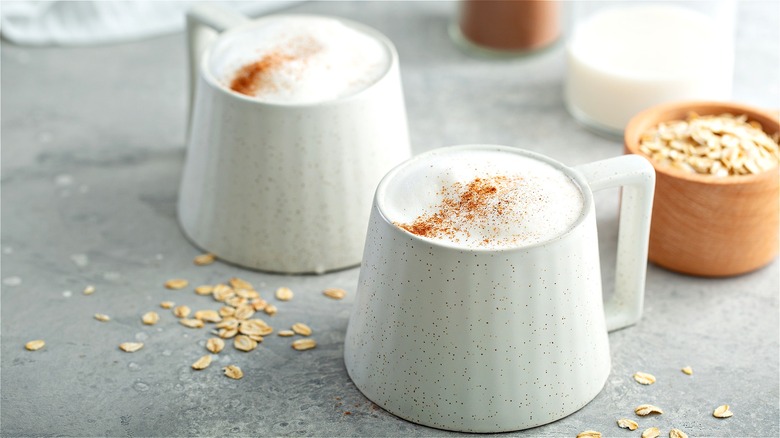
(179, 5), (411, 273)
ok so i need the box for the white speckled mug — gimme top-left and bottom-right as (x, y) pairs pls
(178, 5), (411, 273)
(344, 145), (655, 432)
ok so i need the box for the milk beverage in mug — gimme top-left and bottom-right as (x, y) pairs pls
(387, 150), (584, 249)
(211, 16), (390, 103)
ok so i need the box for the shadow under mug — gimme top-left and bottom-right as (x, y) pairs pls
(344, 145), (655, 432)
(178, 5), (411, 274)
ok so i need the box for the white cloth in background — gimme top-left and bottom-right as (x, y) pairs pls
(0, 1), (299, 46)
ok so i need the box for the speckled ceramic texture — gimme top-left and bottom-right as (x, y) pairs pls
(344, 145), (655, 432)
(178, 10), (411, 274)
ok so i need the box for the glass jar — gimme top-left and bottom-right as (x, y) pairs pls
(564, 0), (737, 138)
(450, 0), (561, 58)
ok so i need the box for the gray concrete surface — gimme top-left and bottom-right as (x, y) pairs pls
(2, 1), (778, 436)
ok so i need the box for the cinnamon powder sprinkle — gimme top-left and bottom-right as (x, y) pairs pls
(230, 51), (295, 96)
(395, 175), (528, 247)
(229, 36), (323, 98)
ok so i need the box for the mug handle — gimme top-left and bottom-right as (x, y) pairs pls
(574, 155), (655, 332)
(186, 4), (248, 126)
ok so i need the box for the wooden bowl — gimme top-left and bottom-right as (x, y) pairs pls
(625, 101), (779, 277)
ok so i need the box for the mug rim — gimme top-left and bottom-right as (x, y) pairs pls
(198, 13), (399, 108)
(374, 144), (595, 253)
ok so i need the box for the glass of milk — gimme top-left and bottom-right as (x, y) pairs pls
(565, 0), (736, 138)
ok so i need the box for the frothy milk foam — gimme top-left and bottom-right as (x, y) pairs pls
(382, 148), (584, 249)
(209, 16), (389, 104)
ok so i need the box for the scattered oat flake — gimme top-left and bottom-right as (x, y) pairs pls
(216, 318), (238, 329)
(229, 277), (253, 290)
(278, 330), (295, 337)
(193, 253), (216, 266)
(264, 304), (278, 316)
(94, 313), (110, 322)
(275, 287), (293, 301)
(119, 342), (144, 352)
(194, 310), (221, 323)
(212, 284), (234, 301)
(142, 311), (160, 325)
(323, 288), (346, 300)
(180, 318), (204, 328)
(642, 427), (661, 438)
(633, 371), (656, 385)
(292, 323), (312, 336)
(160, 301), (175, 309)
(251, 298), (268, 311)
(234, 335), (258, 352)
(219, 327), (238, 339)
(292, 338), (317, 351)
(576, 431), (601, 438)
(713, 404), (733, 418)
(635, 404), (663, 416)
(223, 365), (243, 379)
(248, 334), (264, 342)
(219, 306), (236, 317)
(239, 319), (272, 336)
(226, 296), (247, 308)
(192, 354), (212, 370)
(164, 278), (188, 290)
(669, 428), (688, 438)
(234, 304), (255, 320)
(194, 285), (214, 295)
(83, 285), (95, 295)
(25, 340), (45, 351)
(173, 305), (191, 318)
(617, 418), (638, 431)
(681, 366), (693, 375)
(235, 288), (258, 299)
(206, 337), (225, 354)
